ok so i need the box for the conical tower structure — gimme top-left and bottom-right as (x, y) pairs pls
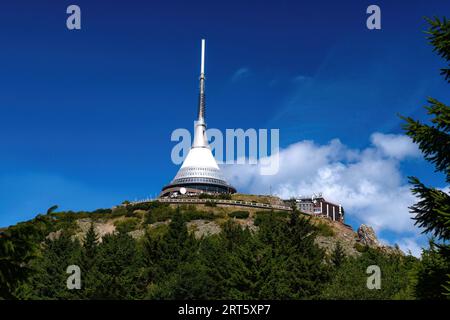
(160, 39), (236, 197)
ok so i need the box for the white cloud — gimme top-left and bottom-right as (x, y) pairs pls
(394, 237), (424, 257)
(440, 186), (450, 195)
(231, 67), (250, 82)
(222, 132), (428, 254)
(371, 132), (420, 159)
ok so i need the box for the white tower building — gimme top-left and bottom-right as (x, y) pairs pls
(160, 39), (236, 197)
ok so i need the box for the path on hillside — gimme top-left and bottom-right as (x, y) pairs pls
(136, 198), (293, 211)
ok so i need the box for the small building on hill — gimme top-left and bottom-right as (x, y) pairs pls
(287, 194), (344, 222)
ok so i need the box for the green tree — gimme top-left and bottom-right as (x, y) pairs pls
(401, 17), (450, 298)
(330, 242), (346, 268)
(428, 17), (450, 82)
(83, 224), (98, 260)
(413, 241), (450, 299)
(78, 224), (100, 299)
(46, 205), (59, 215)
(89, 233), (145, 299)
(251, 211), (330, 299)
(0, 223), (37, 299)
(144, 208), (198, 298)
(321, 248), (417, 300)
(16, 231), (82, 299)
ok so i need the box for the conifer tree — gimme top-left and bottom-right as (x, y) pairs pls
(321, 248), (416, 300)
(79, 223), (100, 299)
(0, 223), (37, 299)
(20, 231), (82, 299)
(413, 240), (450, 299)
(144, 208), (197, 298)
(401, 17), (450, 298)
(92, 233), (144, 299)
(331, 242), (346, 268)
(152, 209), (194, 275)
(82, 224), (98, 267)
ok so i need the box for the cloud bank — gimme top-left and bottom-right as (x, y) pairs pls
(222, 132), (427, 256)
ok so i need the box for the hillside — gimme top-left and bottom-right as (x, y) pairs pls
(1, 194), (413, 300)
(1, 194), (400, 258)
(39, 194), (400, 257)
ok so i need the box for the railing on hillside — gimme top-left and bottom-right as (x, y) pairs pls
(122, 198), (351, 224)
(127, 197), (292, 211)
(158, 198), (293, 211)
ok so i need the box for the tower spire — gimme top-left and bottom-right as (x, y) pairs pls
(160, 38), (236, 197)
(198, 39), (206, 122)
(192, 39), (208, 148)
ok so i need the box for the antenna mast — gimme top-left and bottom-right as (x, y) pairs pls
(198, 39), (206, 121)
(201, 39), (205, 75)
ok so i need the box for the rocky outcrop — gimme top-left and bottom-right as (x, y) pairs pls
(187, 220), (221, 238)
(314, 219), (360, 256)
(46, 229), (62, 241)
(357, 224), (381, 247)
(73, 219), (116, 243)
(128, 229), (145, 239)
(312, 219), (403, 257)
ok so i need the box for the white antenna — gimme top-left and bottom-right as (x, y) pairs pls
(201, 39), (205, 75)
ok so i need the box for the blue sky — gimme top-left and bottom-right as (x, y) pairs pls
(0, 1), (449, 254)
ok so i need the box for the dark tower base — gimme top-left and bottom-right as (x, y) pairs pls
(160, 182), (236, 198)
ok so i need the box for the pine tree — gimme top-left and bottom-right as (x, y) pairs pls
(91, 232), (145, 299)
(331, 242), (346, 268)
(153, 209), (195, 276)
(18, 231), (82, 299)
(83, 224), (98, 266)
(413, 240), (450, 300)
(0, 223), (37, 299)
(79, 223), (100, 299)
(144, 208), (198, 298)
(401, 16), (450, 298)
(251, 211), (330, 299)
(321, 248), (417, 300)
(427, 17), (450, 82)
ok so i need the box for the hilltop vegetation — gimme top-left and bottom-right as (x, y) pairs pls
(0, 200), (424, 300)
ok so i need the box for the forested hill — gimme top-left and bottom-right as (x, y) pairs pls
(1, 197), (418, 299)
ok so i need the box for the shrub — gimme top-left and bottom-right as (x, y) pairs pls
(146, 223), (169, 239)
(198, 193), (231, 200)
(129, 210), (146, 219)
(354, 242), (368, 253)
(183, 210), (214, 221)
(315, 222), (335, 237)
(204, 201), (216, 207)
(178, 205), (197, 212)
(92, 208), (112, 215)
(126, 201), (168, 215)
(111, 207), (128, 217)
(228, 211), (250, 219)
(145, 206), (175, 225)
(254, 211), (288, 226)
(254, 211), (273, 226)
(114, 218), (140, 233)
